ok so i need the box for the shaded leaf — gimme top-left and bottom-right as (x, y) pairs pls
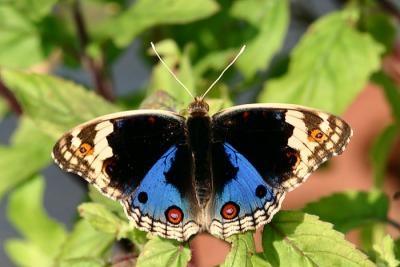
(372, 72), (400, 123)
(57, 220), (114, 261)
(303, 191), (389, 232)
(0, 97), (8, 119)
(1, 70), (120, 139)
(0, 6), (45, 68)
(6, 175), (66, 260)
(370, 124), (399, 189)
(263, 211), (375, 266)
(360, 223), (387, 258)
(362, 12), (397, 52)
(136, 236), (191, 267)
(95, 0), (219, 47)
(0, 118), (53, 200)
(231, 0), (289, 78)
(259, 10), (383, 114)
(221, 232), (256, 267)
(5, 239), (53, 267)
(373, 235), (400, 267)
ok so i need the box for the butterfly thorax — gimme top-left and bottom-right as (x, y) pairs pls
(187, 98), (213, 209)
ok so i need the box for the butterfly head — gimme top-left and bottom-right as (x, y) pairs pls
(188, 97), (209, 116)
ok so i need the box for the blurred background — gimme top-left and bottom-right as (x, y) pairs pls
(0, 0), (399, 266)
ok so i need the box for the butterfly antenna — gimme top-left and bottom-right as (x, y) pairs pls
(150, 42), (195, 99)
(200, 45), (246, 100)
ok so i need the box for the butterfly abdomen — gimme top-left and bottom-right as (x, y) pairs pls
(187, 113), (213, 208)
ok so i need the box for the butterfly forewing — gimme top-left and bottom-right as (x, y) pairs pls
(52, 110), (201, 241)
(209, 104), (352, 239)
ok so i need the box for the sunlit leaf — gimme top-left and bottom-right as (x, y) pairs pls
(221, 232), (256, 267)
(303, 191), (389, 232)
(6, 0), (58, 21)
(231, 0), (289, 78)
(259, 10), (383, 114)
(251, 254), (272, 267)
(5, 239), (53, 267)
(373, 235), (400, 267)
(136, 236), (191, 267)
(6, 175), (66, 263)
(95, 0), (219, 47)
(56, 220), (114, 262)
(1, 70), (120, 139)
(0, 6), (45, 68)
(58, 257), (106, 267)
(263, 211), (375, 266)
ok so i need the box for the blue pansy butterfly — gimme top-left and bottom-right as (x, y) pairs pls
(52, 45), (352, 241)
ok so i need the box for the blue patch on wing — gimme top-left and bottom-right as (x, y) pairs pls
(214, 143), (274, 221)
(130, 146), (190, 223)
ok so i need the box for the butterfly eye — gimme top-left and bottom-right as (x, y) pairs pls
(221, 202), (240, 220)
(77, 143), (93, 156)
(165, 206), (184, 225)
(308, 129), (328, 143)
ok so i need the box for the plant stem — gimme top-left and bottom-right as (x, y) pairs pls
(111, 253), (137, 265)
(387, 218), (400, 231)
(378, 0), (400, 22)
(71, 0), (115, 101)
(0, 78), (22, 115)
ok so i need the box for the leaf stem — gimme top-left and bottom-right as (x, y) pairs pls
(110, 253), (137, 265)
(71, 0), (115, 101)
(0, 78), (22, 115)
(387, 218), (400, 231)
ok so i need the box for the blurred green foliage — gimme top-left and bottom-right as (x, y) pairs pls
(0, 0), (399, 266)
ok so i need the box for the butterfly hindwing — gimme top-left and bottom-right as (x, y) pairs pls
(52, 110), (201, 240)
(209, 104), (352, 238)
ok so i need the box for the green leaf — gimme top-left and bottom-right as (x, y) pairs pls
(6, 175), (67, 259)
(370, 124), (399, 189)
(251, 254), (272, 267)
(371, 72), (400, 123)
(136, 236), (191, 267)
(78, 202), (129, 239)
(373, 235), (400, 267)
(0, 118), (53, 200)
(6, 0), (58, 21)
(58, 257), (106, 267)
(359, 223), (387, 257)
(263, 211), (375, 266)
(362, 12), (397, 52)
(95, 0), (219, 47)
(5, 239), (53, 267)
(88, 186), (124, 215)
(1, 70), (120, 139)
(0, 6), (45, 68)
(57, 220), (114, 261)
(148, 40), (195, 110)
(259, 10), (383, 114)
(303, 191), (389, 232)
(221, 232), (256, 267)
(231, 0), (289, 78)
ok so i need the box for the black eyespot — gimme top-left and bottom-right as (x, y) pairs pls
(255, 185), (267, 198)
(103, 158), (116, 176)
(138, 192), (148, 204)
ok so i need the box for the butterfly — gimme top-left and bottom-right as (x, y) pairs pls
(52, 44), (352, 242)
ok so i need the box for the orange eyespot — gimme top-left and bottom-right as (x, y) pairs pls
(77, 143), (93, 156)
(165, 206), (184, 225)
(308, 129), (327, 143)
(221, 202), (240, 220)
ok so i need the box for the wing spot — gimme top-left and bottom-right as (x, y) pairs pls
(308, 129), (328, 144)
(286, 150), (301, 169)
(77, 143), (94, 156)
(138, 192), (148, 204)
(221, 202), (240, 220)
(255, 185), (267, 199)
(102, 158), (116, 177)
(165, 206), (184, 225)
